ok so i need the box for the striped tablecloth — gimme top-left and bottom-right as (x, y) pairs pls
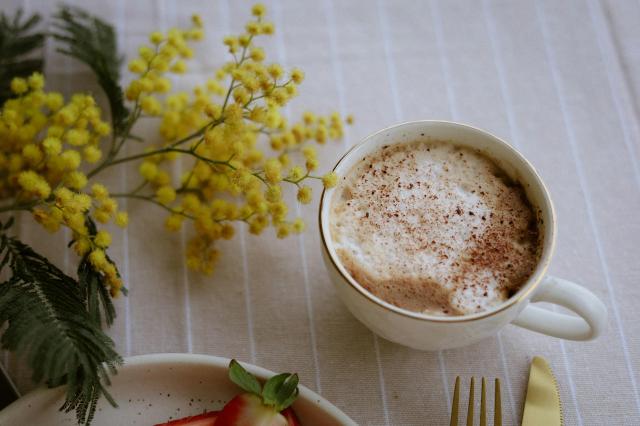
(4, 0), (640, 424)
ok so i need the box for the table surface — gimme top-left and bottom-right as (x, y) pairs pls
(4, 0), (640, 424)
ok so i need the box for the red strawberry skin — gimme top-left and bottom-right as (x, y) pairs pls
(281, 407), (302, 426)
(215, 394), (291, 426)
(153, 410), (218, 426)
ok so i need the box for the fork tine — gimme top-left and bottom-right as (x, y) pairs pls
(480, 377), (487, 426)
(494, 378), (502, 426)
(452, 377), (500, 426)
(466, 377), (474, 426)
(450, 376), (460, 426)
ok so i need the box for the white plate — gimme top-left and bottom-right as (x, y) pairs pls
(0, 353), (357, 426)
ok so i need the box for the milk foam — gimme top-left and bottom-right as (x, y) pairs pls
(330, 141), (540, 316)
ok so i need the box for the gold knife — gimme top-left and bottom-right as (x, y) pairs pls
(521, 356), (563, 426)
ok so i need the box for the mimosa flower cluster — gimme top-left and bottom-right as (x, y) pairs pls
(0, 4), (348, 283)
(0, 73), (127, 294)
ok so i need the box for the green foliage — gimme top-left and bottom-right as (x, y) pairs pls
(229, 359), (262, 396)
(1, 5), (132, 425)
(53, 6), (128, 134)
(229, 359), (299, 412)
(77, 216), (126, 327)
(0, 219), (122, 425)
(0, 9), (45, 104)
(78, 254), (117, 326)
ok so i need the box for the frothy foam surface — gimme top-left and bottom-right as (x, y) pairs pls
(330, 140), (541, 316)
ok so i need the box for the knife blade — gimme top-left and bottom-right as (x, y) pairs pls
(521, 356), (563, 426)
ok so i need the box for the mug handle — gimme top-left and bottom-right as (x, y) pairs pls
(512, 276), (607, 341)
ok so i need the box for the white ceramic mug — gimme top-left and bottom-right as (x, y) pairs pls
(318, 120), (607, 351)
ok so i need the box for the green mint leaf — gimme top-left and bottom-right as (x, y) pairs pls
(228, 359), (262, 395)
(261, 373), (290, 407)
(275, 373), (299, 411)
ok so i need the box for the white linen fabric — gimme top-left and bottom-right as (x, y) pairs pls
(3, 0), (640, 424)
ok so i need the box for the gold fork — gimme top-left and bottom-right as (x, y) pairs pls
(449, 377), (502, 426)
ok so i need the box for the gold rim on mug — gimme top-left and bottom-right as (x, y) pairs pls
(318, 120), (557, 323)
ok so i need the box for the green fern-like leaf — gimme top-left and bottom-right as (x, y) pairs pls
(53, 6), (128, 134)
(0, 229), (122, 425)
(78, 256), (117, 327)
(0, 9), (45, 103)
(77, 216), (125, 327)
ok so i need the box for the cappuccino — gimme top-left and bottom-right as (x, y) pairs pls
(330, 140), (541, 316)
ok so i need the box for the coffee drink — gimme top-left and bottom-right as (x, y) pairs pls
(329, 140), (541, 316)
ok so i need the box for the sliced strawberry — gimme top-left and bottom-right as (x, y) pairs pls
(215, 360), (301, 426)
(153, 410), (218, 426)
(282, 407), (302, 426)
